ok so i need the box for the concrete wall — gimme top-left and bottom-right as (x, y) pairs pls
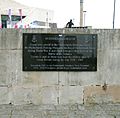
(0, 29), (120, 117)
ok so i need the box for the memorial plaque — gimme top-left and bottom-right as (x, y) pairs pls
(23, 33), (97, 71)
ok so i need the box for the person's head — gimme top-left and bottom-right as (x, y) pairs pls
(70, 19), (72, 22)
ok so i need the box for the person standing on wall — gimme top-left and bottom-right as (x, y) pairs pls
(66, 19), (74, 28)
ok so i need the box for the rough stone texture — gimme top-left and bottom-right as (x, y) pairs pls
(0, 104), (120, 118)
(84, 85), (120, 104)
(0, 87), (9, 104)
(0, 29), (120, 117)
(59, 86), (84, 104)
(12, 86), (58, 105)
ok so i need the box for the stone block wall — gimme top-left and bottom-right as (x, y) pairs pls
(0, 28), (120, 117)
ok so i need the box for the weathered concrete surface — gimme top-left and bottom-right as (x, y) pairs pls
(84, 85), (120, 104)
(0, 104), (120, 118)
(0, 29), (120, 117)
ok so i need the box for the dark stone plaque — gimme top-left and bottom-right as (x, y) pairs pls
(23, 33), (97, 71)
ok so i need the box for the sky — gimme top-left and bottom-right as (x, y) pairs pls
(14, 0), (120, 29)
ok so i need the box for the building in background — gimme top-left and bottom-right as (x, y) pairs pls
(0, 0), (57, 28)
